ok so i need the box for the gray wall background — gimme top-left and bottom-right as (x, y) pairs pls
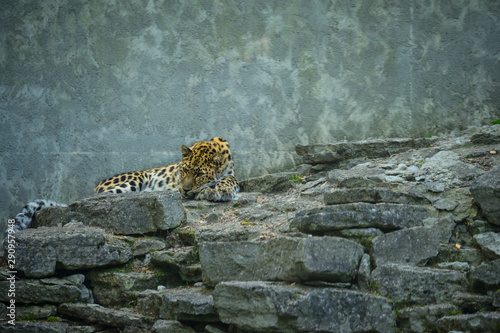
(1, 0), (499, 226)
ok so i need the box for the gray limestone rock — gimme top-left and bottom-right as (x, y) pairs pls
(470, 167), (500, 226)
(87, 269), (162, 307)
(158, 288), (217, 322)
(296, 138), (432, 164)
(470, 124), (500, 144)
(13, 225), (132, 278)
(372, 215), (454, 267)
(239, 172), (297, 193)
(323, 188), (431, 205)
(137, 288), (217, 323)
(16, 304), (57, 320)
(213, 281), (396, 333)
(291, 203), (434, 233)
(131, 238), (166, 257)
(473, 232), (500, 259)
(151, 246), (199, 269)
(33, 192), (186, 234)
(432, 198), (459, 211)
(199, 236), (364, 287)
(436, 312), (500, 333)
(452, 291), (494, 313)
(371, 264), (468, 306)
(59, 303), (155, 329)
(0, 274), (91, 304)
(421, 151), (483, 183)
(397, 304), (458, 333)
(0, 322), (69, 332)
(470, 259), (500, 292)
(152, 320), (196, 333)
(357, 253), (372, 291)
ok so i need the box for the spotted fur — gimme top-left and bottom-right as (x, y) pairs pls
(94, 137), (239, 201)
(3, 200), (67, 241)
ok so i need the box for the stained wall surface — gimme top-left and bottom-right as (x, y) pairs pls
(1, 1), (499, 225)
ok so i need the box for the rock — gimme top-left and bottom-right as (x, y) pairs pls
(17, 304), (57, 320)
(470, 167), (500, 226)
(357, 253), (372, 291)
(470, 259), (500, 292)
(131, 238), (166, 257)
(0, 321), (69, 332)
(137, 287), (217, 323)
(301, 151), (342, 165)
(296, 138), (432, 164)
(239, 172), (296, 193)
(323, 188), (430, 205)
(59, 303), (155, 329)
(213, 281), (396, 333)
(473, 232), (500, 259)
(87, 269), (162, 307)
(151, 247), (199, 268)
(152, 320), (196, 333)
(137, 290), (164, 318)
(179, 265), (203, 282)
(0, 274), (91, 304)
(437, 261), (470, 272)
(421, 151), (483, 183)
(371, 264), (468, 306)
(199, 236), (364, 287)
(452, 291), (493, 312)
(493, 290), (500, 308)
(291, 203), (434, 233)
(33, 192), (186, 234)
(329, 227), (383, 244)
(397, 304), (458, 333)
(372, 215), (454, 267)
(432, 198), (459, 211)
(159, 287), (218, 322)
(436, 312), (500, 333)
(470, 124), (500, 144)
(13, 225), (132, 278)
(426, 182), (446, 193)
(327, 170), (393, 189)
(432, 245), (483, 267)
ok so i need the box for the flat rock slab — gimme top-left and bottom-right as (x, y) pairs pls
(371, 264), (468, 306)
(213, 281), (396, 333)
(33, 192), (186, 234)
(436, 312), (500, 333)
(0, 322), (69, 332)
(14, 225), (132, 278)
(372, 215), (454, 267)
(199, 236), (364, 287)
(470, 167), (500, 226)
(291, 203), (434, 233)
(473, 232), (500, 259)
(324, 188), (431, 205)
(0, 274), (91, 304)
(296, 138), (432, 165)
(87, 269), (162, 307)
(239, 172), (297, 193)
(59, 303), (155, 329)
(137, 288), (217, 322)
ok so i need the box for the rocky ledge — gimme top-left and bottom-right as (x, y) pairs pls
(1, 124), (500, 332)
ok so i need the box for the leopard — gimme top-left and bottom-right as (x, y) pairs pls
(4, 137), (239, 243)
(94, 136), (239, 201)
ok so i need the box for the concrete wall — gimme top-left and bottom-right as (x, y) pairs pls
(1, 0), (499, 225)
